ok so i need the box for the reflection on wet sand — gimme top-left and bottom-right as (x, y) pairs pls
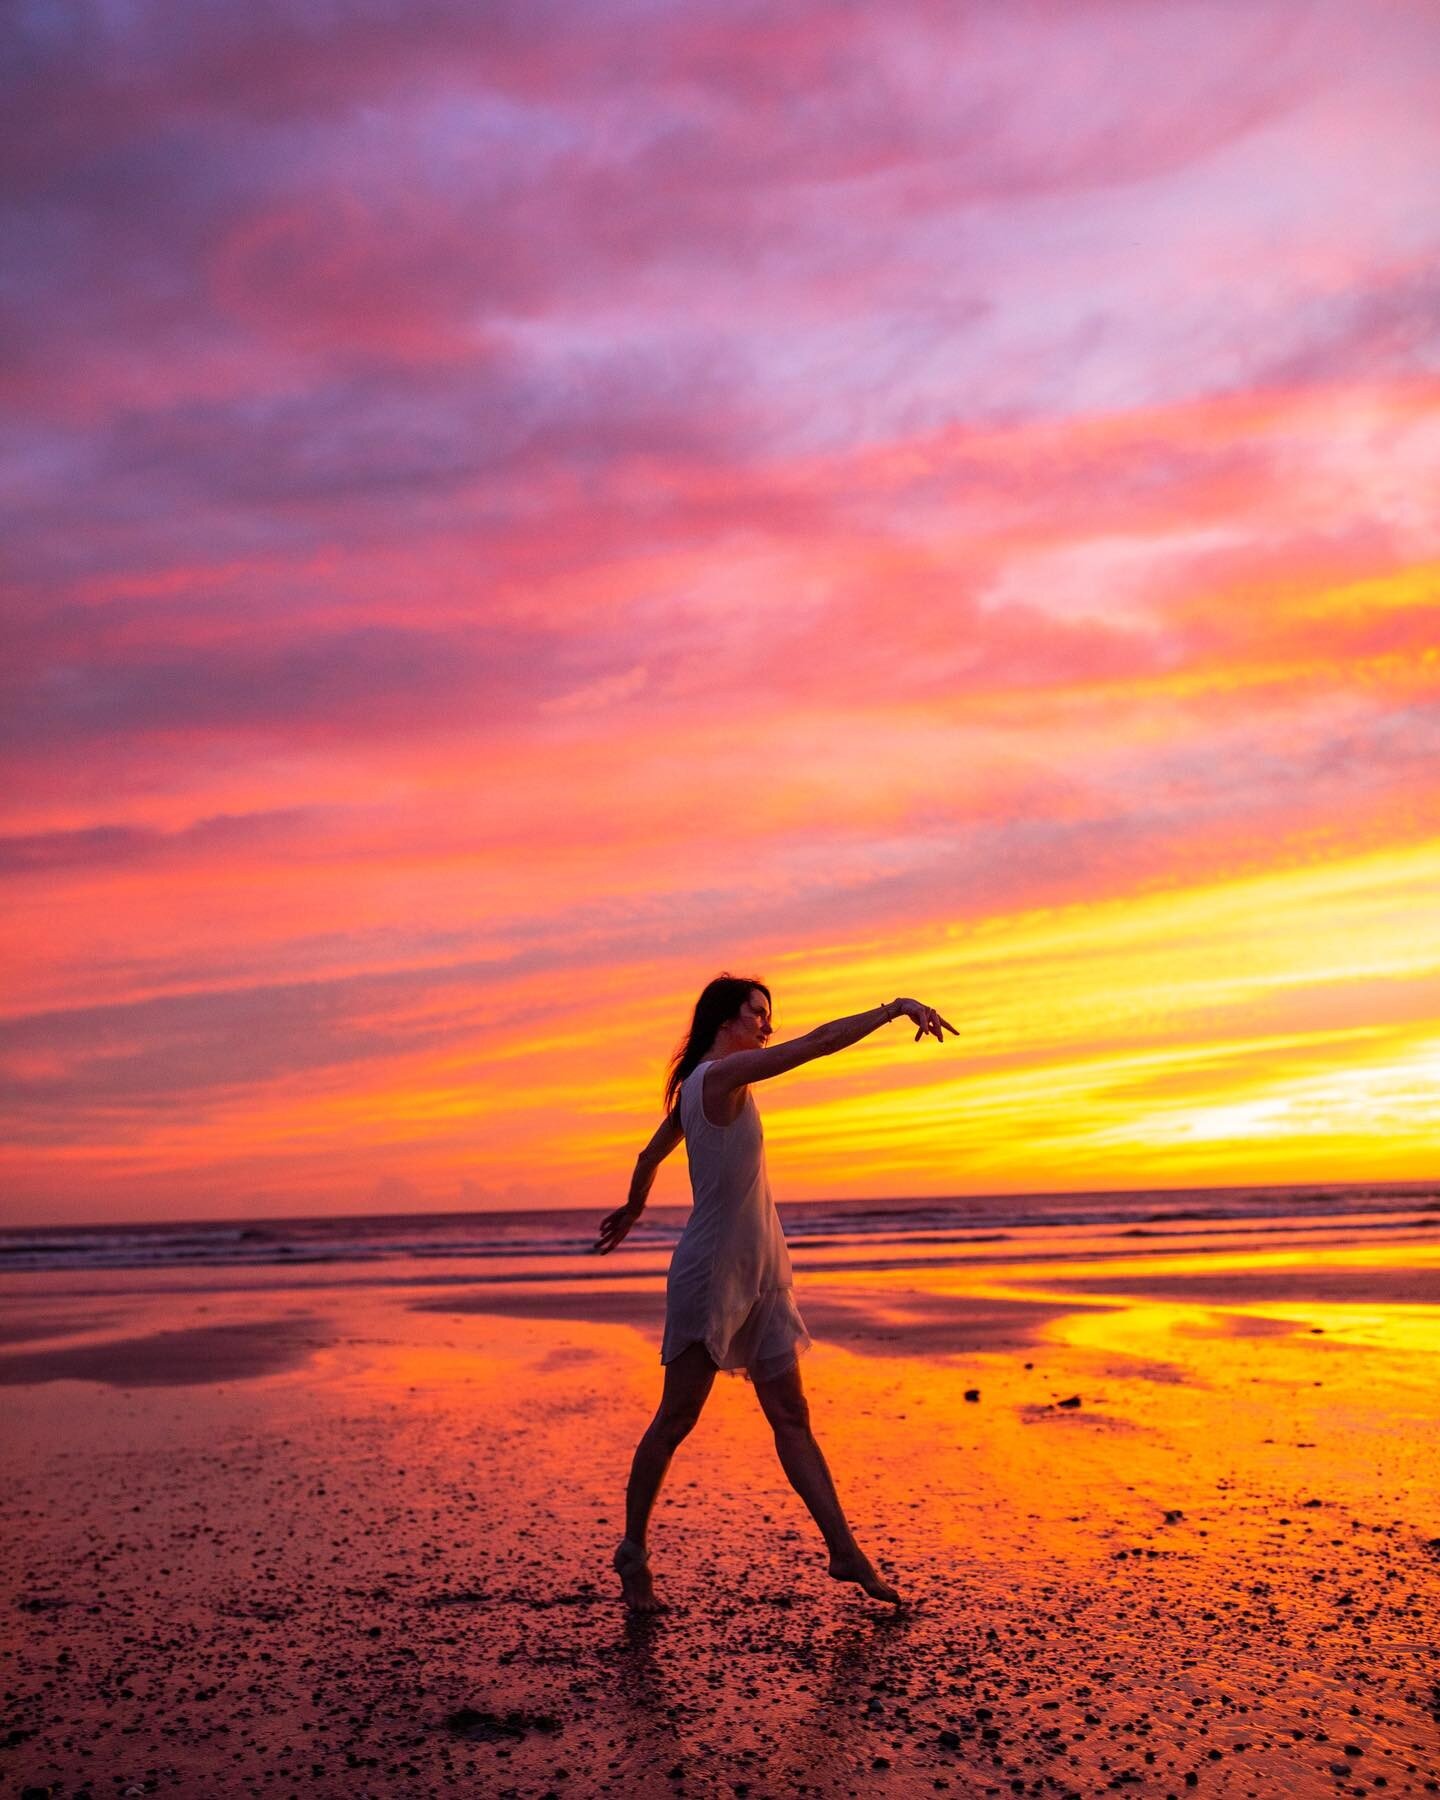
(0, 1315), (329, 1386)
(414, 1281), (1117, 1359)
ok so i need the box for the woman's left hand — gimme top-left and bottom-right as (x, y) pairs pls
(592, 1200), (643, 1255)
(891, 997), (958, 1044)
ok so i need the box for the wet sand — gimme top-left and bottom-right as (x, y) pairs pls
(3, 1234), (1440, 1798)
(0, 1316), (330, 1387)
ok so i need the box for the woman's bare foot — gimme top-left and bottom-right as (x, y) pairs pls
(613, 1538), (665, 1613)
(827, 1549), (902, 1605)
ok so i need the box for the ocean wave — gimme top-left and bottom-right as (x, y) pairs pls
(1, 1183), (1435, 1275)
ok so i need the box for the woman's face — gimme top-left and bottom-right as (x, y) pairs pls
(736, 988), (772, 1049)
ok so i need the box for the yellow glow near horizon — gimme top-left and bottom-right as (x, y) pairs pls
(663, 837), (1440, 1199)
(12, 835), (1438, 1219)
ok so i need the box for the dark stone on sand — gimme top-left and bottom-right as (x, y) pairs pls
(1057, 1395), (1082, 1409)
(939, 1729), (961, 1749)
(1330, 1763), (1354, 1777)
(1302, 1498), (1323, 1507)
(444, 1705), (561, 1742)
(1163, 1509), (1184, 1524)
(1184, 1774), (1198, 1787)
(21, 1787), (54, 1800)
(964, 1389), (981, 1402)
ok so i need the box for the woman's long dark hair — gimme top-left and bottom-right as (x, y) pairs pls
(664, 973), (771, 1114)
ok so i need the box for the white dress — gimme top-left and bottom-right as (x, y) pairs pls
(661, 1059), (812, 1382)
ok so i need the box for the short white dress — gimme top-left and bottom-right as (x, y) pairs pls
(660, 1059), (812, 1382)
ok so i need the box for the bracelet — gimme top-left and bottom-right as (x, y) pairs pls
(880, 999), (895, 1022)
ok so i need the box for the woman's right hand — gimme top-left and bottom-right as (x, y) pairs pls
(591, 1199), (643, 1255)
(891, 998), (957, 1044)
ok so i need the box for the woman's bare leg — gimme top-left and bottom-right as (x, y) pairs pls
(615, 1342), (718, 1611)
(752, 1358), (901, 1604)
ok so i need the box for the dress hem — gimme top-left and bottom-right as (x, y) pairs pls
(662, 1331), (812, 1384)
(661, 1284), (812, 1383)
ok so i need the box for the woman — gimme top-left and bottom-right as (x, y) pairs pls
(593, 975), (957, 1613)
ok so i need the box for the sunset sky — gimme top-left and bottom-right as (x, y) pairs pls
(4, 0), (1440, 1225)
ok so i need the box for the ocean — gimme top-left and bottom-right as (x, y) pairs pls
(3, 1180), (1436, 1281)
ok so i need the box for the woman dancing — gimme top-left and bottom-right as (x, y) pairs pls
(593, 974), (956, 1613)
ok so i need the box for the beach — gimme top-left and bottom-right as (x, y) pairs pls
(3, 1190), (1439, 1798)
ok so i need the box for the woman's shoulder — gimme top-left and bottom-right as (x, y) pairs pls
(678, 1060), (711, 1106)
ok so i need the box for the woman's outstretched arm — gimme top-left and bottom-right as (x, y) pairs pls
(592, 1106), (684, 1254)
(707, 997), (956, 1098)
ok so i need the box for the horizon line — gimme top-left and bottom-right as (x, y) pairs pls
(4, 1174), (1437, 1236)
